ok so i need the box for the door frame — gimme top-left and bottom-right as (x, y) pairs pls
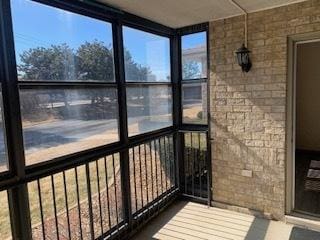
(286, 32), (320, 214)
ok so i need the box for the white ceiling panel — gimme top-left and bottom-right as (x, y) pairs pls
(98, 0), (307, 28)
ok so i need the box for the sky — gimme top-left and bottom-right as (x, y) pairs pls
(11, 0), (205, 81)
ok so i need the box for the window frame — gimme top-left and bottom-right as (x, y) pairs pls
(0, 0), (176, 176)
(122, 25), (173, 137)
(11, 1), (120, 168)
(0, 1), (210, 239)
(179, 26), (210, 128)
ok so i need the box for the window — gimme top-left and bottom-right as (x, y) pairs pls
(181, 32), (208, 124)
(11, 0), (119, 165)
(182, 82), (207, 124)
(127, 86), (172, 136)
(182, 32), (207, 80)
(0, 87), (8, 172)
(123, 27), (170, 82)
(123, 27), (172, 136)
(20, 88), (118, 164)
(12, 0), (115, 82)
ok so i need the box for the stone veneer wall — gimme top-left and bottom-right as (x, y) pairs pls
(209, 0), (320, 219)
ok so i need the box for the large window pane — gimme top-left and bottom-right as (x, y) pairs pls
(123, 27), (171, 82)
(182, 32), (207, 80)
(11, 0), (115, 82)
(127, 86), (172, 136)
(20, 88), (119, 165)
(0, 87), (8, 173)
(182, 82), (207, 124)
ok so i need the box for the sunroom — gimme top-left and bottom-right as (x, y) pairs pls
(1, 0), (320, 239)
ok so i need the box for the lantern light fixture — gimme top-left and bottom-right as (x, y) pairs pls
(235, 43), (251, 72)
(230, 0), (252, 72)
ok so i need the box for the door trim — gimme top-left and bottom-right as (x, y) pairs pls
(286, 31), (320, 214)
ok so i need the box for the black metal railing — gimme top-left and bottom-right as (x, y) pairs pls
(181, 131), (210, 202)
(130, 134), (176, 215)
(0, 131), (178, 240)
(27, 154), (123, 240)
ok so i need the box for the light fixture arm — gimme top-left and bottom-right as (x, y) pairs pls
(229, 0), (248, 47)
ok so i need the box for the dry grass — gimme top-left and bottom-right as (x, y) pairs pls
(0, 138), (175, 239)
(0, 191), (11, 239)
(183, 105), (206, 124)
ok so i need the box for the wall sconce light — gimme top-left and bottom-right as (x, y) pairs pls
(230, 0), (251, 72)
(236, 43), (251, 72)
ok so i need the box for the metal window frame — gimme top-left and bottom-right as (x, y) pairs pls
(0, 0), (211, 239)
(177, 23), (212, 205)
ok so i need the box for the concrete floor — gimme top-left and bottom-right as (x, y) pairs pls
(132, 201), (320, 240)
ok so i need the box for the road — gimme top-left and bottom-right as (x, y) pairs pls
(0, 116), (172, 169)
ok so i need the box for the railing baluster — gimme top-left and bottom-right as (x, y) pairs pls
(163, 136), (168, 191)
(112, 154), (120, 237)
(132, 147), (138, 212)
(138, 144), (144, 208)
(74, 167), (83, 240)
(170, 135), (175, 188)
(184, 133), (188, 194)
(191, 133), (195, 196)
(103, 156), (112, 230)
(62, 171), (71, 240)
(144, 143), (149, 209)
(158, 138), (164, 194)
(154, 140), (159, 198)
(37, 179), (46, 240)
(167, 136), (171, 189)
(51, 175), (59, 240)
(85, 163), (95, 240)
(149, 141), (154, 201)
(198, 132), (202, 198)
(96, 160), (104, 236)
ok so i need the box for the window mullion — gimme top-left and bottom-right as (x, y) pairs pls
(0, 1), (32, 239)
(112, 21), (132, 227)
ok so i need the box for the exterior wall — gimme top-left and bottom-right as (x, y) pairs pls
(209, 0), (320, 219)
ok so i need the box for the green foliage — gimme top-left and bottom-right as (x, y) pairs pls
(18, 44), (75, 80)
(197, 111), (203, 119)
(77, 41), (114, 81)
(124, 49), (150, 81)
(182, 60), (200, 79)
(17, 40), (149, 81)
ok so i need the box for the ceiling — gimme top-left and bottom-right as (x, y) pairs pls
(98, 0), (306, 28)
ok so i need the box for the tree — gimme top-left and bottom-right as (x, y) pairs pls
(77, 40), (114, 81)
(182, 60), (200, 79)
(18, 44), (75, 81)
(124, 49), (150, 81)
(18, 41), (151, 121)
(18, 41), (150, 82)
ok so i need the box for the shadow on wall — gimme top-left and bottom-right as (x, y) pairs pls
(210, 70), (286, 218)
(212, 117), (284, 217)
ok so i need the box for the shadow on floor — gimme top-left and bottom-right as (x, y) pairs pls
(289, 227), (320, 240)
(244, 217), (270, 240)
(132, 200), (320, 240)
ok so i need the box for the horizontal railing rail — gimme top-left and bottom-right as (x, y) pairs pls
(0, 130), (180, 240)
(0, 128), (176, 192)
